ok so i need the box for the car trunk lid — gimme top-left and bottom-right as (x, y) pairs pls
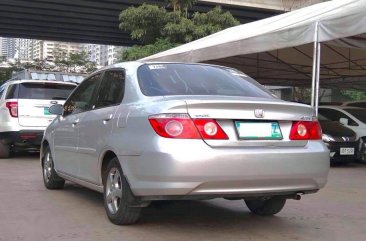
(182, 96), (315, 147)
(17, 82), (75, 127)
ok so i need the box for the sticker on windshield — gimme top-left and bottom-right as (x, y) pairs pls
(148, 64), (167, 70)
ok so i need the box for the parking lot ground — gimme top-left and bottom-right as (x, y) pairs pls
(0, 154), (365, 241)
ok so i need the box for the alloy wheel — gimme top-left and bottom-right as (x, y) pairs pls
(105, 167), (123, 214)
(43, 151), (52, 183)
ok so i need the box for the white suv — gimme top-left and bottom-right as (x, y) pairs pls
(0, 80), (77, 158)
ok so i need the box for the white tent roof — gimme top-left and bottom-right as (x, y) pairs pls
(142, 0), (366, 91)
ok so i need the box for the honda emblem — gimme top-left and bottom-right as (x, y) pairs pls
(254, 109), (264, 118)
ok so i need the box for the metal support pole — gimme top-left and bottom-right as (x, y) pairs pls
(314, 42), (321, 116)
(311, 21), (320, 117)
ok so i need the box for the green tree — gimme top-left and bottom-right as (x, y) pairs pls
(0, 68), (14, 84)
(119, 4), (239, 61)
(165, 0), (196, 17)
(341, 90), (366, 101)
(119, 4), (168, 44)
(122, 38), (179, 61)
(192, 7), (240, 38)
(54, 49), (96, 72)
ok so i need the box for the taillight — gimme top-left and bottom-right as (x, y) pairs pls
(148, 114), (228, 139)
(6, 101), (18, 118)
(149, 114), (200, 139)
(289, 121), (322, 140)
(193, 119), (228, 139)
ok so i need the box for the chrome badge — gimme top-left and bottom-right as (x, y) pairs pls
(254, 109), (264, 118)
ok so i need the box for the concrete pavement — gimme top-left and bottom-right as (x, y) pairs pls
(0, 153), (365, 241)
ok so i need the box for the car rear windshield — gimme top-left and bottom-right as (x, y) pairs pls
(138, 64), (274, 98)
(344, 108), (366, 123)
(18, 83), (76, 100)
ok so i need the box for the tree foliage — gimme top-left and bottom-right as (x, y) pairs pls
(54, 49), (97, 72)
(122, 38), (179, 61)
(341, 90), (366, 101)
(0, 68), (14, 84)
(119, 4), (168, 44)
(119, 4), (239, 61)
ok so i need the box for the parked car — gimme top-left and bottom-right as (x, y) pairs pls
(318, 113), (357, 164)
(341, 100), (366, 108)
(0, 80), (77, 158)
(41, 62), (329, 225)
(319, 106), (366, 162)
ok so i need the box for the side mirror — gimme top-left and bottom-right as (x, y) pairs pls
(339, 117), (348, 126)
(49, 104), (64, 116)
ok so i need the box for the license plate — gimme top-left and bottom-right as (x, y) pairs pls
(340, 147), (354, 155)
(44, 107), (51, 115)
(235, 121), (283, 140)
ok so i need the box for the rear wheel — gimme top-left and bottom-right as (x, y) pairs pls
(42, 146), (65, 189)
(103, 158), (142, 225)
(245, 197), (286, 216)
(0, 142), (10, 159)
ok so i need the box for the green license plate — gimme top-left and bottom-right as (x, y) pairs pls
(44, 107), (51, 115)
(235, 121), (283, 140)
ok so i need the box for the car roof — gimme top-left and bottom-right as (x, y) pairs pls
(101, 61), (236, 71)
(319, 105), (365, 110)
(4, 79), (77, 86)
(342, 100), (366, 105)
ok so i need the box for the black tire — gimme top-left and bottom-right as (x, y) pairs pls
(42, 146), (65, 189)
(0, 142), (10, 159)
(103, 157), (142, 225)
(245, 197), (286, 216)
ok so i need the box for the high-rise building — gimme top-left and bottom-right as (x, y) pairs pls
(1, 38), (84, 62)
(0, 37), (17, 59)
(107, 46), (125, 65)
(41, 41), (83, 61)
(86, 44), (101, 64)
(85, 44), (125, 66)
(16, 38), (32, 60)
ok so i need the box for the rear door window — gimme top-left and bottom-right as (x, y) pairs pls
(18, 83), (76, 100)
(344, 108), (366, 124)
(94, 70), (125, 109)
(319, 108), (358, 126)
(5, 84), (18, 99)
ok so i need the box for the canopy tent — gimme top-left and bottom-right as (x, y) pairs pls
(142, 0), (366, 112)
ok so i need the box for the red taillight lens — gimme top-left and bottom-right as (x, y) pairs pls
(193, 119), (228, 139)
(289, 121), (322, 140)
(6, 101), (18, 117)
(148, 114), (228, 139)
(149, 114), (200, 139)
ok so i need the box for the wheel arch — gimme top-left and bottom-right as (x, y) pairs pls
(100, 150), (118, 185)
(40, 139), (50, 166)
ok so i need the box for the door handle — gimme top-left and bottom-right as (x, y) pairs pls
(72, 119), (79, 127)
(103, 114), (113, 124)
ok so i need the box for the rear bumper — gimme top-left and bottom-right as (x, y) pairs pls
(120, 140), (330, 197)
(0, 130), (44, 149)
(324, 141), (357, 163)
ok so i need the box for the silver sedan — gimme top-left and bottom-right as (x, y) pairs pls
(41, 62), (329, 225)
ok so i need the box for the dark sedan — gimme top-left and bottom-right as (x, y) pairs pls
(319, 114), (357, 164)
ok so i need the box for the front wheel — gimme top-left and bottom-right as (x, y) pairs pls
(42, 146), (65, 189)
(103, 158), (142, 225)
(245, 197), (286, 216)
